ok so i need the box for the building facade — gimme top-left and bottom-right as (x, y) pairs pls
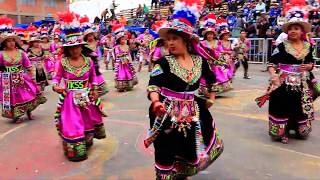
(0, 0), (68, 24)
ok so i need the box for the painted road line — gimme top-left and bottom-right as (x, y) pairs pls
(262, 144), (320, 161)
(0, 124), (26, 140)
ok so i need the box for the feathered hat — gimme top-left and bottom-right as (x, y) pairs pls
(53, 28), (62, 39)
(151, 20), (169, 33)
(217, 18), (229, 37)
(14, 28), (25, 38)
(112, 23), (126, 41)
(40, 27), (49, 39)
(158, 0), (202, 38)
(202, 13), (217, 36)
(0, 17), (19, 44)
(26, 25), (41, 42)
(282, 0), (311, 33)
(80, 15), (97, 40)
(58, 11), (86, 47)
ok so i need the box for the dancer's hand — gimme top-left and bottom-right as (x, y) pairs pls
(270, 75), (280, 86)
(152, 101), (166, 117)
(53, 85), (65, 94)
(90, 90), (99, 101)
(206, 99), (214, 109)
(300, 64), (313, 72)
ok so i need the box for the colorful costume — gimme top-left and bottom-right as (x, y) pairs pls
(112, 24), (138, 91)
(264, 1), (316, 143)
(27, 47), (49, 91)
(0, 50), (46, 119)
(147, 55), (223, 179)
(147, 1), (223, 179)
(53, 12), (107, 162)
(114, 44), (137, 91)
(53, 56), (107, 161)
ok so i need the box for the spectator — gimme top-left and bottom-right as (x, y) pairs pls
(119, 15), (127, 25)
(136, 4), (143, 18)
(245, 20), (257, 38)
(109, 0), (116, 19)
(143, 4), (150, 14)
(257, 12), (269, 38)
(228, 0), (237, 12)
(242, 4), (251, 19)
(276, 11), (286, 27)
(151, 0), (159, 9)
(101, 8), (109, 22)
(94, 16), (101, 24)
(269, 2), (281, 26)
(255, 0), (266, 13)
(226, 12), (237, 30)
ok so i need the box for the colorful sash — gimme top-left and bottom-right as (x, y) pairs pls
(2, 73), (11, 113)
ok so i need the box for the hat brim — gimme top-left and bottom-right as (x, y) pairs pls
(83, 31), (97, 39)
(202, 29), (216, 36)
(0, 35), (20, 44)
(63, 42), (87, 47)
(158, 27), (193, 39)
(282, 21), (312, 33)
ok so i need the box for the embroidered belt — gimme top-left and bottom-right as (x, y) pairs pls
(278, 64), (301, 73)
(160, 87), (195, 100)
(66, 80), (89, 90)
(4, 65), (22, 73)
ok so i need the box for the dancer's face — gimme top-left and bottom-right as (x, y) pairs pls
(206, 32), (214, 41)
(166, 33), (187, 55)
(68, 45), (82, 58)
(4, 38), (16, 50)
(42, 37), (49, 43)
(287, 24), (304, 41)
(32, 41), (41, 48)
(87, 34), (95, 42)
(120, 37), (127, 45)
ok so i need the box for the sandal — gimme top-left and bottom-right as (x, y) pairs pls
(281, 136), (289, 144)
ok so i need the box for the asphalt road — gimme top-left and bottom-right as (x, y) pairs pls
(0, 64), (320, 180)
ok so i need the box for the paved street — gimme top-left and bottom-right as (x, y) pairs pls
(1, 64), (320, 180)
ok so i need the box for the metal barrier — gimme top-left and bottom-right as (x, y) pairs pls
(238, 38), (320, 64)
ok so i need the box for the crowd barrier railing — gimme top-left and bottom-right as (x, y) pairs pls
(230, 38), (320, 64)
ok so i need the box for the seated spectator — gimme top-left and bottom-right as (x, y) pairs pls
(276, 11), (286, 27)
(119, 15), (127, 25)
(143, 4), (150, 14)
(226, 12), (237, 30)
(136, 4), (143, 18)
(255, 0), (266, 13)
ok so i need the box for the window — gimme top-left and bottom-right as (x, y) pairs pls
(18, 0), (36, 5)
(44, 0), (57, 7)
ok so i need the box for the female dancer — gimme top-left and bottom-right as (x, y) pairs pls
(215, 26), (234, 93)
(83, 29), (109, 96)
(40, 28), (55, 79)
(113, 24), (138, 91)
(53, 12), (106, 161)
(266, 2), (316, 144)
(0, 17), (46, 123)
(27, 35), (49, 91)
(145, 1), (223, 179)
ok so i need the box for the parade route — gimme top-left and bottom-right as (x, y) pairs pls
(1, 64), (320, 180)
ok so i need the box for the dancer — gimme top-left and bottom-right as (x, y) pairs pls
(50, 29), (63, 60)
(198, 13), (222, 97)
(101, 33), (115, 70)
(83, 27), (109, 96)
(0, 17), (46, 123)
(113, 24), (138, 92)
(265, 1), (316, 144)
(52, 12), (106, 161)
(40, 27), (55, 79)
(27, 30), (49, 91)
(145, 1), (223, 179)
(214, 19), (234, 93)
(137, 29), (154, 72)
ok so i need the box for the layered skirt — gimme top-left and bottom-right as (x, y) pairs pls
(0, 72), (46, 119)
(54, 89), (107, 161)
(148, 96), (223, 179)
(114, 61), (138, 91)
